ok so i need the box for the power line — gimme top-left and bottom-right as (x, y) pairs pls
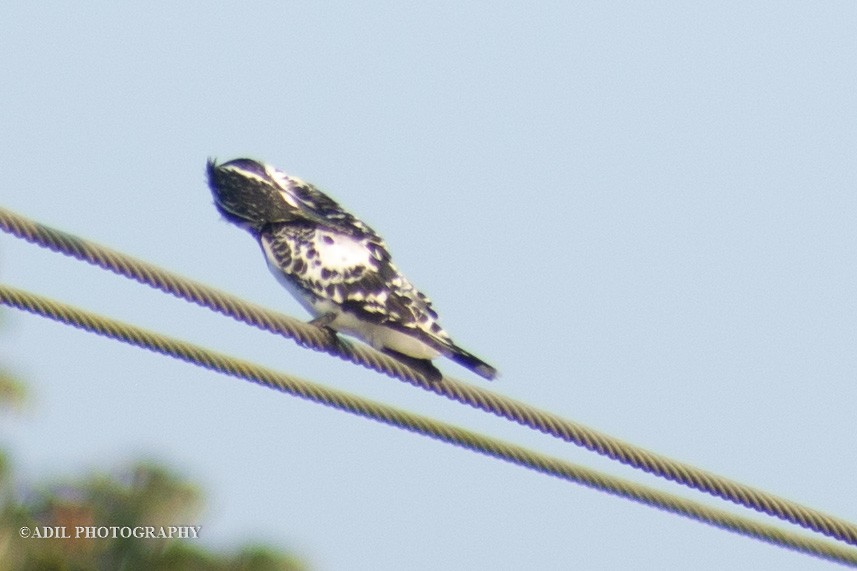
(2, 205), (857, 550)
(2, 283), (856, 568)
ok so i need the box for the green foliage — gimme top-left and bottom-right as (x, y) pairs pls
(0, 368), (27, 412)
(0, 460), (307, 571)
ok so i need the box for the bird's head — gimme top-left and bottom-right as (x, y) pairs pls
(208, 157), (380, 241)
(207, 157), (319, 232)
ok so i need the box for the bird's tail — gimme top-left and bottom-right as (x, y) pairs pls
(381, 348), (443, 383)
(445, 344), (498, 381)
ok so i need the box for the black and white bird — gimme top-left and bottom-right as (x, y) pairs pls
(207, 158), (497, 381)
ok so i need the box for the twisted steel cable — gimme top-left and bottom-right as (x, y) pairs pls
(1, 284), (857, 568)
(2, 205), (857, 549)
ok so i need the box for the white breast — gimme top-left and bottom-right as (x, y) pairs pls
(260, 238), (320, 315)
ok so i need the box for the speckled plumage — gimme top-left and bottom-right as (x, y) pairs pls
(207, 158), (497, 381)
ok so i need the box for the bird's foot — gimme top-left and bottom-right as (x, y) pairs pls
(307, 313), (352, 353)
(309, 313), (337, 328)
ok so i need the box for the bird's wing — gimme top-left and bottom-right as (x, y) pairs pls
(262, 166), (383, 241)
(260, 221), (447, 337)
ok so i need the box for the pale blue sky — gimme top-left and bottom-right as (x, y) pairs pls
(2, 3), (856, 569)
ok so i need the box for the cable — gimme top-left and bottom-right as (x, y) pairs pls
(2, 284), (856, 568)
(2, 205), (857, 549)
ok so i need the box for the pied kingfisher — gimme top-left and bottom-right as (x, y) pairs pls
(207, 158), (497, 381)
